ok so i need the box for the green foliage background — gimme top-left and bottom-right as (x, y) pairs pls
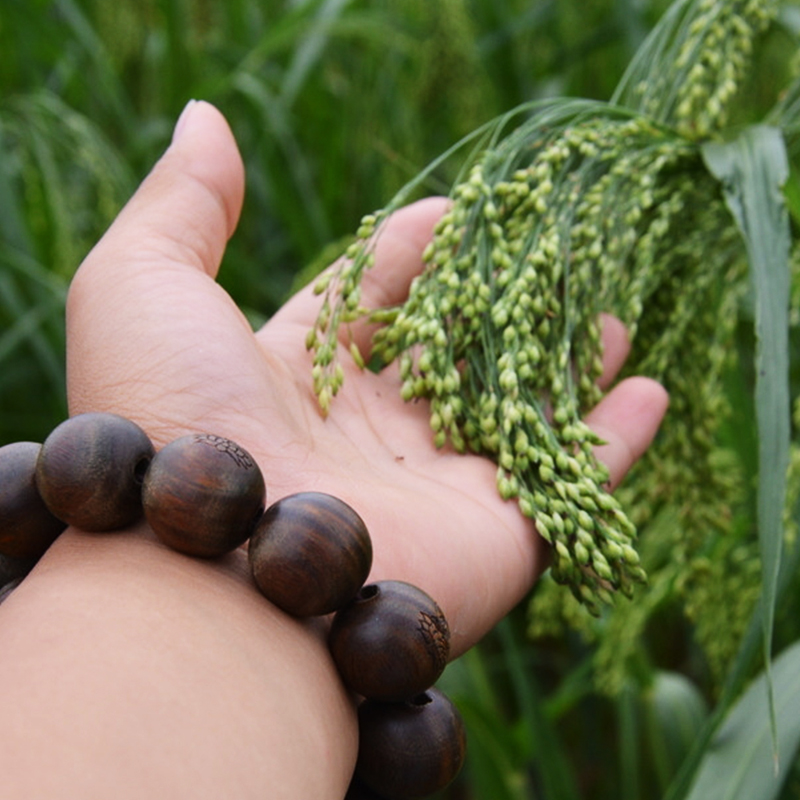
(0, 0), (675, 442)
(2, 1), (800, 798)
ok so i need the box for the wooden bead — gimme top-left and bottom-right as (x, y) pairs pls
(329, 580), (450, 702)
(249, 492), (372, 617)
(142, 433), (265, 557)
(0, 442), (67, 559)
(355, 689), (467, 799)
(36, 413), (154, 532)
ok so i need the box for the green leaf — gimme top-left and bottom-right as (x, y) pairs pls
(439, 648), (533, 800)
(684, 640), (800, 800)
(280, 0), (353, 109)
(0, 122), (34, 256)
(665, 533), (800, 800)
(619, 683), (642, 800)
(496, 617), (581, 800)
(702, 126), (791, 763)
(644, 672), (708, 791)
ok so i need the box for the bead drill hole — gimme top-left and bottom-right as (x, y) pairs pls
(408, 692), (433, 707)
(357, 584), (379, 602)
(133, 457), (151, 485)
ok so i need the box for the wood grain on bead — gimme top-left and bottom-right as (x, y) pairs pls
(0, 442), (67, 559)
(328, 580), (450, 702)
(35, 413), (154, 532)
(249, 492), (372, 617)
(355, 689), (467, 799)
(142, 433), (265, 558)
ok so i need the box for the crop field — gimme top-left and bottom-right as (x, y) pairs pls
(2, 1), (800, 798)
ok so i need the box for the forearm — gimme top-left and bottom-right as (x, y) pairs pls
(0, 525), (356, 799)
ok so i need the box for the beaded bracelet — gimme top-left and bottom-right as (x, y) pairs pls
(0, 411), (466, 799)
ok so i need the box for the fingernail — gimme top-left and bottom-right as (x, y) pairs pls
(172, 99), (199, 143)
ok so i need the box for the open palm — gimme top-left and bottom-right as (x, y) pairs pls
(67, 102), (668, 654)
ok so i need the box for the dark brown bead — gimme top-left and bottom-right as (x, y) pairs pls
(0, 442), (67, 558)
(36, 414), (154, 532)
(355, 689), (467, 799)
(249, 492), (372, 617)
(329, 580), (450, 702)
(142, 433), (265, 558)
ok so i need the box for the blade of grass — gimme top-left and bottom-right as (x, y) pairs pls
(244, 8), (415, 81)
(0, 272), (64, 396)
(232, 71), (332, 248)
(0, 296), (63, 364)
(783, 170), (800, 227)
(542, 653), (595, 720)
(280, 0), (353, 109)
(610, 0), (694, 115)
(25, 116), (79, 275)
(684, 639), (800, 800)
(614, 0), (650, 52)
(702, 125), (791, 769)
(52, 0), (133, 128)
(455, 699), (533, 800)
(643, 672), (709, 793)
(0, 121), (34, 256)
(0, 244), (69, 298)
(664, 492), (800, 800)
(778, 4), (800, 37)
(440, 647), (533, 800)
(619, 683), (641, 800)
(161, 0), (194, 110)
(768, 73), (800, 156)
(495, 617), (582, 800)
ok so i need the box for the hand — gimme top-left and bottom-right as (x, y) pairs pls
(67, 101), (668, 654)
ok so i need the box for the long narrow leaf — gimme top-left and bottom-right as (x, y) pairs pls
(52, 0), (133, 127)
(496, 618), (581, 800)
(281, 0), (353, 108)
(0, 273), (64, 393)
(684, 640), (800, 800)
(0, 122), (34, 255)
(665, 526), (800, 800)
(440, 648), (532, 800)
(232, 72), (332, 248)
(702, 126), (791, 764)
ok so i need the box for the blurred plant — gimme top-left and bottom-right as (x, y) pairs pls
(0, 0), (659, 446)
(0, 91), (133, 440)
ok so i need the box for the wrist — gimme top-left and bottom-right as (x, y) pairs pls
(0, 523), (357, 798)
(0, 417), (467, 798)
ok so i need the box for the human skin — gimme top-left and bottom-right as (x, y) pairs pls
(0, 101), (669, 799)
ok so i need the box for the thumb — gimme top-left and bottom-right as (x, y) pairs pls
(76, 100), (245, 281)
(66, 102), (251, 431)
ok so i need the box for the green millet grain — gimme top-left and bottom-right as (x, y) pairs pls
(308, 0), (784, 621)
